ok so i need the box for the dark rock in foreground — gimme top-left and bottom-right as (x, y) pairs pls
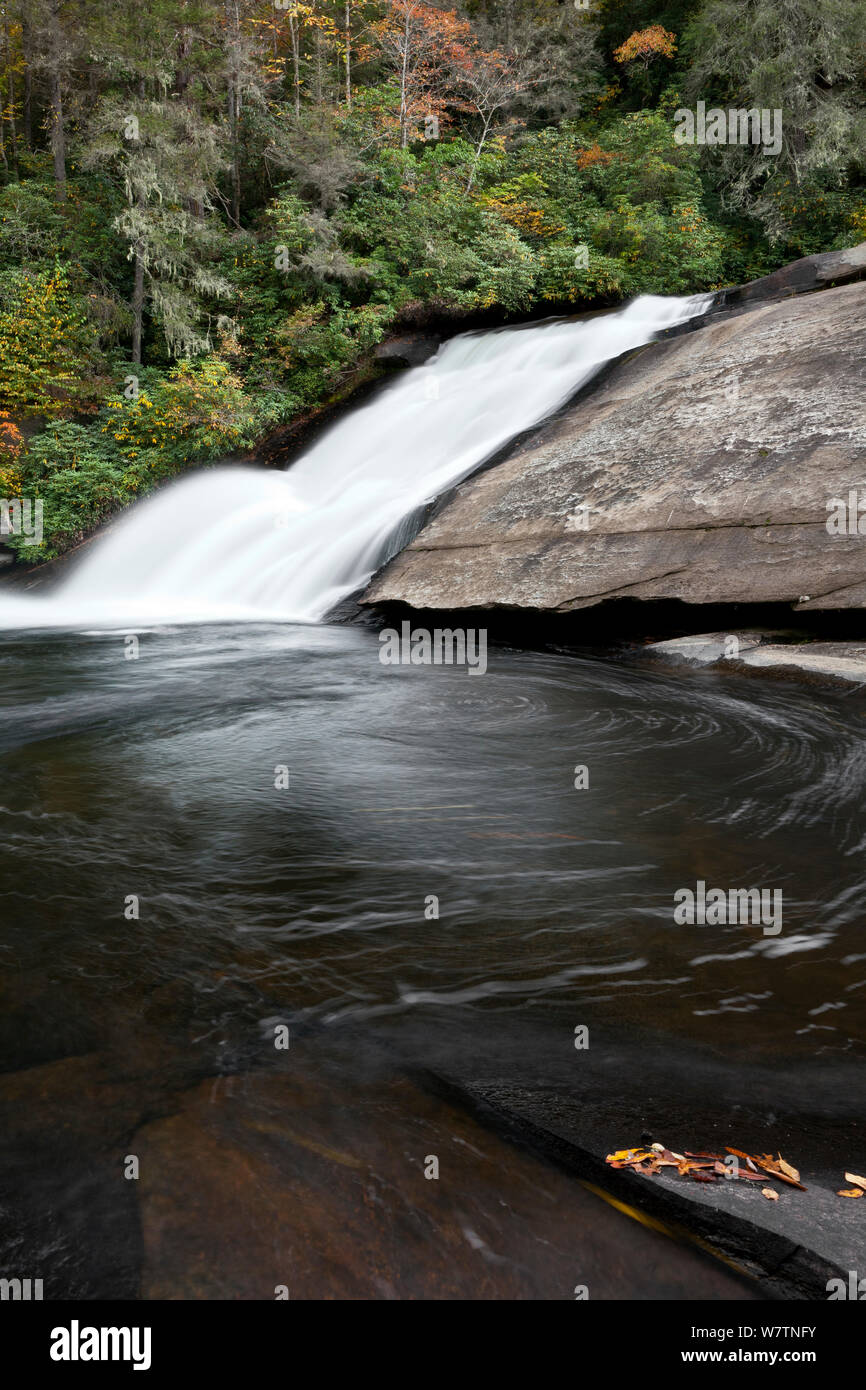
(133, 1060), (758, 1300)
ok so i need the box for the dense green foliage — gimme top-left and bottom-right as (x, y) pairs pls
(0, 0), (863, 558)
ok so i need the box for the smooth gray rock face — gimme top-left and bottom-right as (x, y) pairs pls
(366, 278), (866, 614)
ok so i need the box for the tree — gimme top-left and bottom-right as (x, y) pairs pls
(466, 0), (603, 125)
(220, 0), (267, 226)
(683, 0), (866, 239)
(260, 2), (336, 117)
(592, 0), (698, 56)
(343, 0), (352, 106)
(0, 12), (23, 179)
(454, 43), (527, 191)
(614, 25), (677, 72)
(83, 97), (232, 361)
(21, 0), (78, 197)
(370, 0), (471, 148)
(266, 105), (362, 210)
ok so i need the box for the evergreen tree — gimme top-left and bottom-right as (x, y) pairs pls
(683, 0), (866, 238)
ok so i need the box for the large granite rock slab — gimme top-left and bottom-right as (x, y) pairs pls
(366, 280), (866, 615)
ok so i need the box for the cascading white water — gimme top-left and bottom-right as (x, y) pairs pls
(0, 294), (709, 629)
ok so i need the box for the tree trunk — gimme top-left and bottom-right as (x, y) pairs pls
(131, 248), (145, 366)
(49, 67), (66, 194)
(8, 82), (18, 179)
(289, 15), (300, 117)
(314, 29), (323, 105)
(48, 5), (67, 198)
(21, 16), (32, 147)
(400, 12), (411, 148)
(230, 83), (241, 224)
(227, 2), (241, 225)
(466, 114), (493, 193)
(5, 26), (18, 178)
(344, 1), (351, 107)
(174, 29), (191, 99)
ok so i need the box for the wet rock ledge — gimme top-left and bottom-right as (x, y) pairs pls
(648, 632), (866, 685)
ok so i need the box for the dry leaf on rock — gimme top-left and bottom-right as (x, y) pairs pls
(607, 1141), (806, 1193)
(749, 1152), (807, 1190)
(651, 1144), (684, 1165)
(606, 1148), (653, 1165)
(724, 1147), (760, 1172)
(761, 1188), (779, 1201)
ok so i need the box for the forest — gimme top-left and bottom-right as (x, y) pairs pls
(0, 0), (864, 559)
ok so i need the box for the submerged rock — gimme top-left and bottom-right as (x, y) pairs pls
(366, 270), (866, 617)
(650, 633), (866, 684)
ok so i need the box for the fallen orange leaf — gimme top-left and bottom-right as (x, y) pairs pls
(748, 1153), (807, 1190)
(606, 1148), (653, 1165)
(652, 1144), (685, 1163)
(838, 1188), (864, 1198)
(762, 1188), (779, 1201)
(725, 1147), (759, 1171)
(607, 1141), (807, 1192)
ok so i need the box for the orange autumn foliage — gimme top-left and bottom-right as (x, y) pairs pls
(613, 26), (677, 69)
(576, 143), (618, 171)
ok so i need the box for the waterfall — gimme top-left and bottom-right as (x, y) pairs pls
(0, 294), (709, 629)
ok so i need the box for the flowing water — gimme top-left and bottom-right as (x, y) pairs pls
(0, 296), (862, 1299)
(0, 294), (708, 629)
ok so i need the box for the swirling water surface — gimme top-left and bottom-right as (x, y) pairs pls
(0, 625), (863, 1297)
